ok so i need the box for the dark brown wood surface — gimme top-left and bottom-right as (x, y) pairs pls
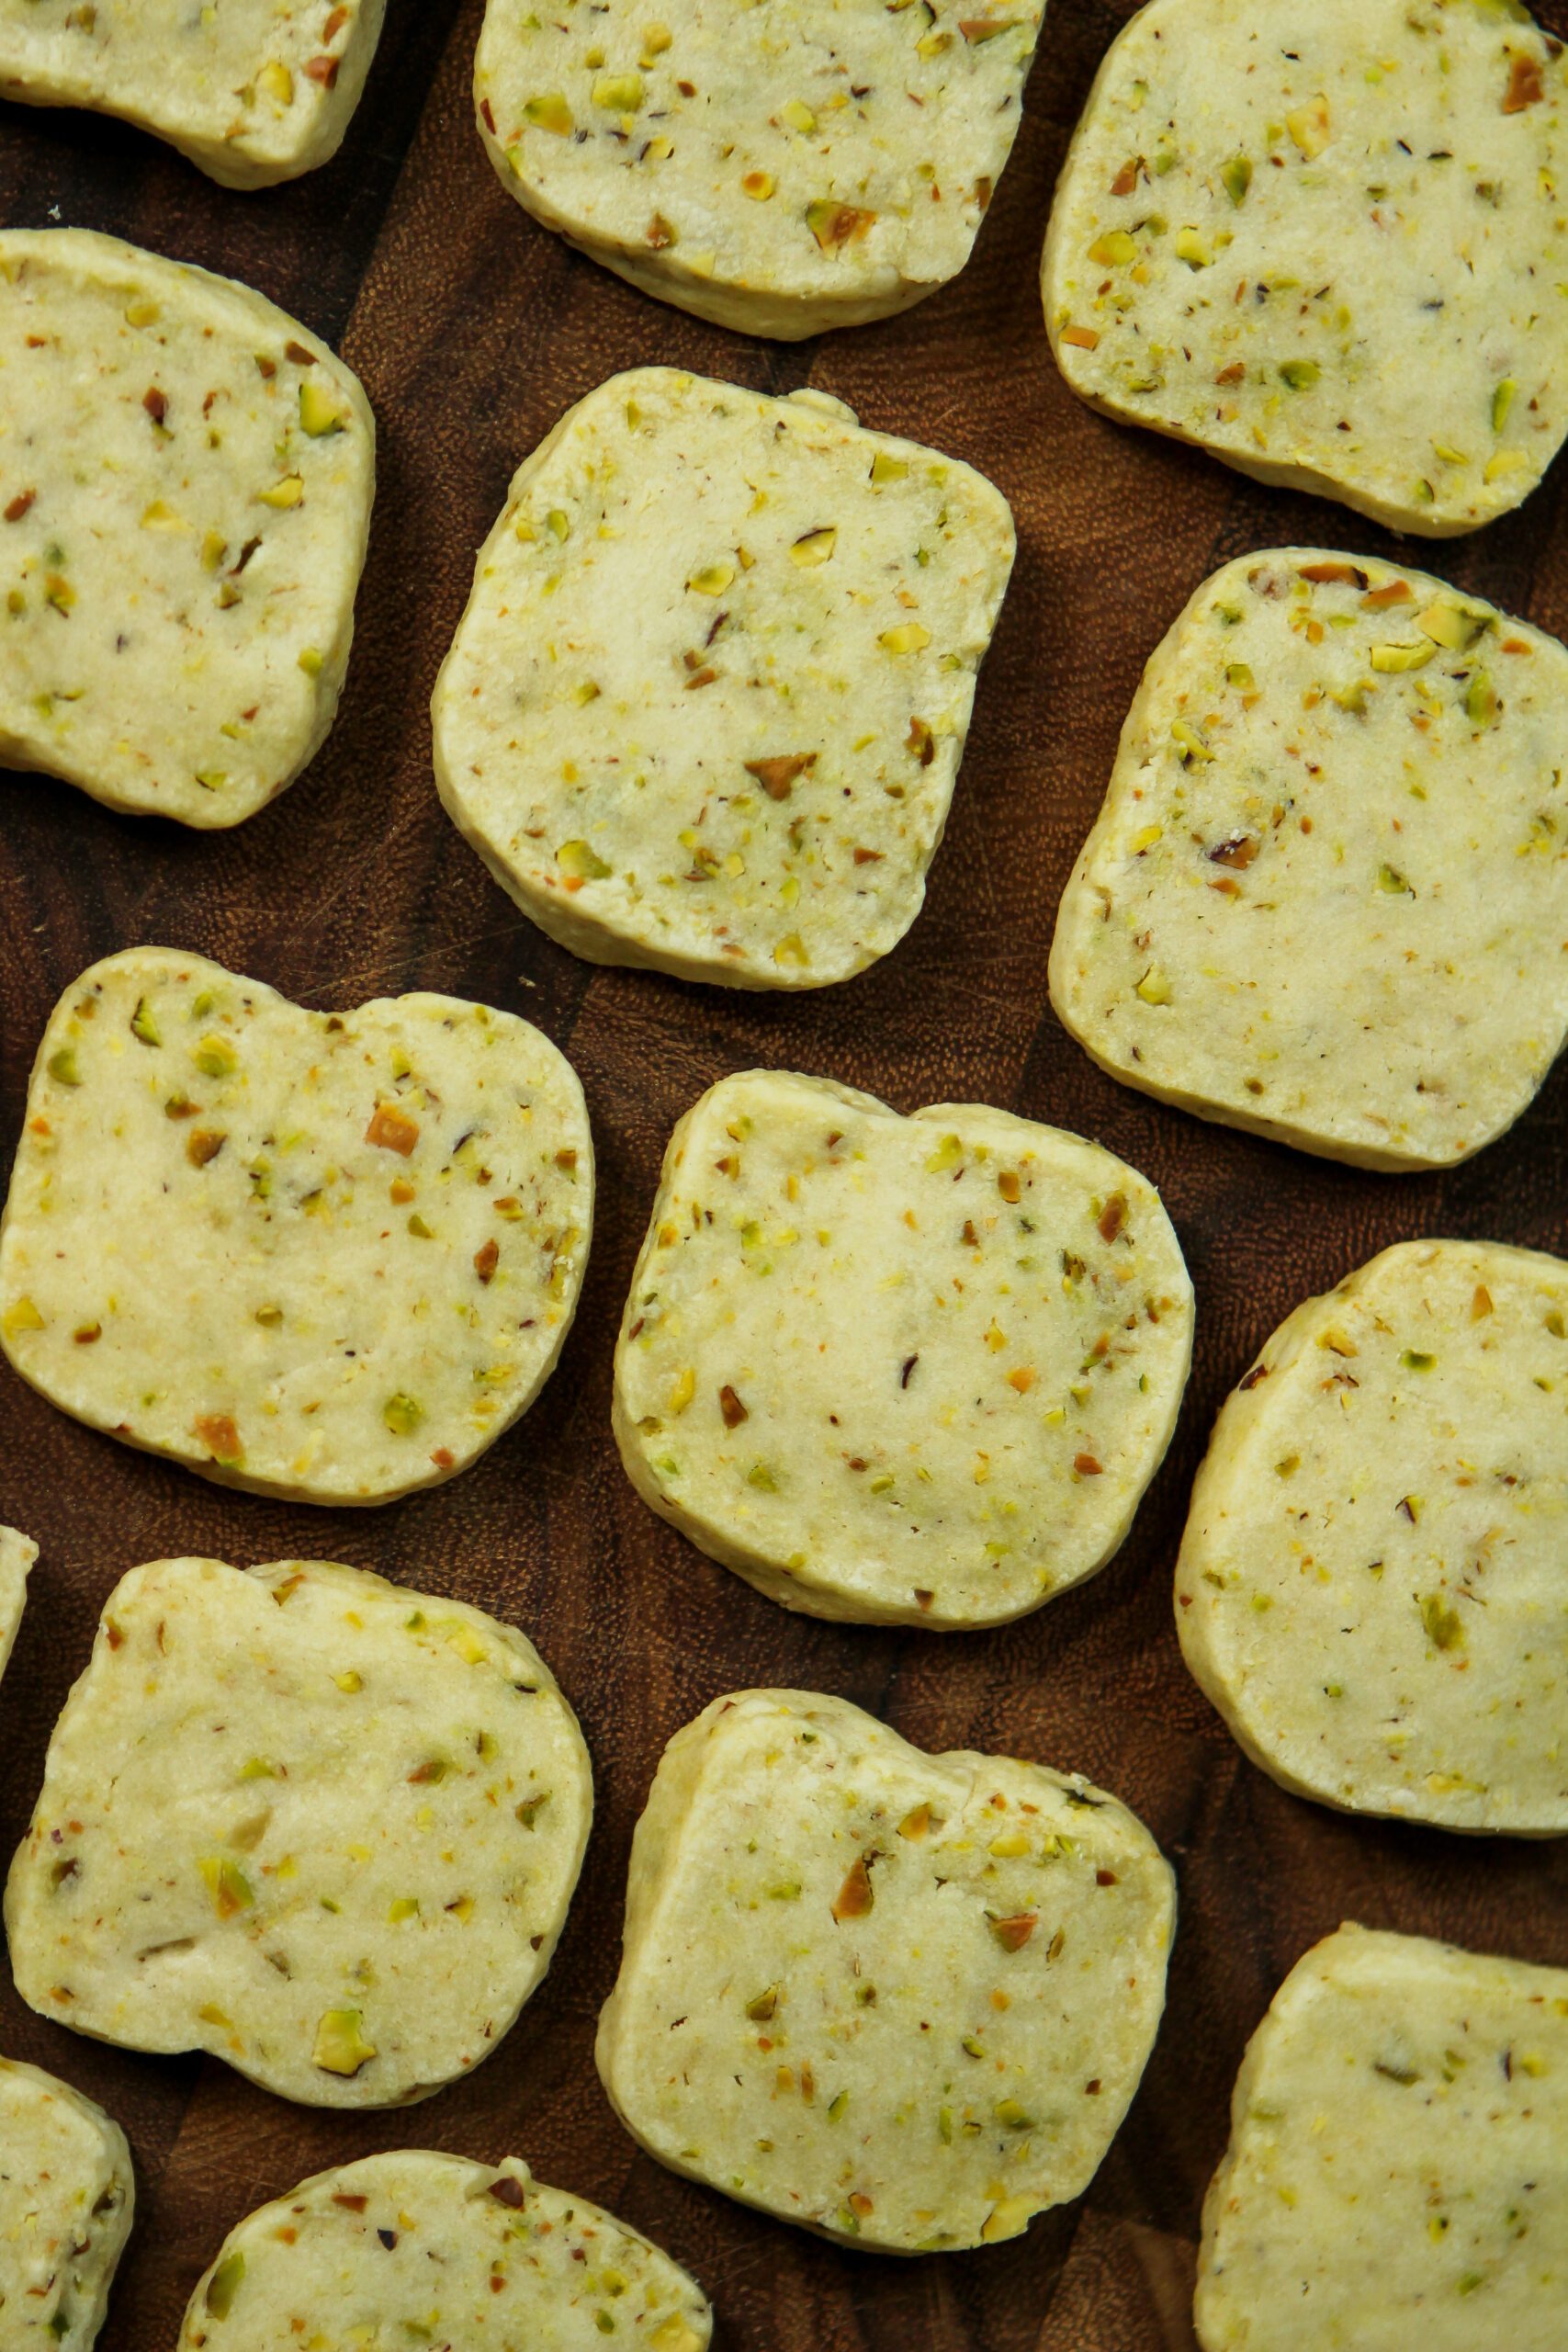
(3, 4), (1567, 2345)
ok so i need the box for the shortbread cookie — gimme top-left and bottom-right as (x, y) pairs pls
(0, 230), (374, 826)
(1197, 1925), (1568, 2351)
(614, 1069), (1191, 1625)
(433, 369), (1014, 991)
(0, 948), (592, 1504)
(597, 1690), (1175, 2253)
(1178, 1241), (1568, 1835)
(475, 0), (1044, 337)
(1048, 550), (1568, 1170)
(5, 1555), (592, 2109)
(0, 1525), (34, 1686)
(0, 2056), (134, 2351)
(177, 2150), (711, 2350)
(1042, 0), (1568, 536)
(0, 2), (385, 187)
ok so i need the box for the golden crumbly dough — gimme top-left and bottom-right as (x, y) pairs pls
(614, 1069), (1192, 1625)
(598, 1690), (1175, 2253)
(177, 2151), (711, 2350)
(433, 369), (1014, 991)
(0, 231), (374, 826)
(0, 0), (385, 187)
(1049, 548), (1568, 1170)
(5, 1557), (593, 2109)
(475, 0), (1045, 336)
(1178, 1239), (1568, 1834)
(0, 948), (592, 1505)
(0, 2057), (134, 2351)
(1043, 0), (1568, 535)
(1197, 1925), (1568, 2350)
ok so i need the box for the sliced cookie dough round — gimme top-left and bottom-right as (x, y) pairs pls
(474, 1), (1043, 338)
(1178, 1239), (1568, 1836)
(1197, 1925), (1568, 2351)
(0, 1), (385, 187)
(1042, 0), (1568, 536)
(597, 1690), (1176, 2254)
(614, 1069), (1192, 1626)
(1048, 549), (1568, 1170)
(178, 2150), (710, 2350)
(0, 947), (592, 1504)
(0, 230), (374, 826)
(0, 1524), (35, 1687)
(0, 2055), (133, 2352)
(4, 1556), (593, 2109)
(433, 368), (1015, 991)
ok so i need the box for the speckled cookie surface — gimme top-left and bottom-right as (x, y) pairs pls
(1042, 0), (1568, 535)
(613, 1069), (1191, 1626)
(0, 948), (592, 1504)
(0, 2057), (134, 2351)
(0, 1524), (35, 1687)
(596, 1690), (1175, 2253)
(1178, 1240), (1568, 1835)
(0, 230), (374, 826)
(4, 1556), (593, 2110)
(433, 369), (1014, 991)
(0, 1), (385, 187)
(1048, 549), (1568, 1170)
(177, 2150), (711, 2351)
(1197, 1925), (1568, 2350)
(475, 0), (1044, 336)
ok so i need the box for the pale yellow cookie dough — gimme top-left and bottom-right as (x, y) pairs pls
(5, 1555), (593, 2109)
(0, 2056), (133, 2352)
(597, 1690), (1175, 2253)
(614, 1069), (1191, 1626)
(476, 0), (1045, 337)
(0, 1), (385, 187)
(0, 948), (592, 1504)
(433, 368), (1014, 991)
(1043, 0), (1568, 535)
(177, 2150), (711, 2351)
(1197, 1924), (1568, 2350)
(1048, 548), (1568, 1170)
(0, 230), (374, 826)
(1178, 1239), (1568, 1834)
(0, 1523), (34, 1687)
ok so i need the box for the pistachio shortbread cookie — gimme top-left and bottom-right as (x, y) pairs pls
(475, 0), (1044, 337)
(0, 230), (374, 826)
(1178, 1241), (1568, 1835)
(1048, 549), (1568, 1170)
(0, 1524), (35, 1686)
(0, 2), (385, 188)
(0, 2057), (134, 2350)
(1197, 1925), (1568, 2351)
(178, 2150), (710, 2350)
(433, 369), (1014, 990)
(1042, 0), (1568, 536)
(0, 948), (592, 1504)
(597, 1690), (1175, 2253)
(5, 1555), (592, 2109)
(614, 1069), (1191, 1626)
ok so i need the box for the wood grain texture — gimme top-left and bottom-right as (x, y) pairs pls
(2, 3), (1566, 2345)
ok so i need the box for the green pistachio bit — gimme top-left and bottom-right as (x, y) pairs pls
(1492, 378), (1517, 434)
(1465, 671), (1498, 727)
(558, 838), (612, 880)
(206, 2251), (246, 2319)
(1377, 863), (1413, 894)
(1175, 227), (1212, 267)
(1369, 640), (1434, 673)
(747, 1462), (779, 1491)
(592, 71), (644, 109)
(1402, 1349), (1437, 1370)
(1418, 1593), (1464, 1651)
(524, 92), (574, 134)
(1278, 359), (1320, 390)
(745, 1984), (779, 2020)
(299, 379), (346, 436)
(130, 997), (162, 1046)
(313, 2007), (378, 2076)
(995, 2098), (1035, 2130)
(199, 1856), (255, 1917)
(47, 1046), (81, 1086)
(193, 1034), (238, 1077)
(383, 1392), (423, 1436)
(516, 1792), (550, 1827)
(1221, 154), (1252, 205)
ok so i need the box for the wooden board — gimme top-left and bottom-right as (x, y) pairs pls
(2, 3), (1566, 2344)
